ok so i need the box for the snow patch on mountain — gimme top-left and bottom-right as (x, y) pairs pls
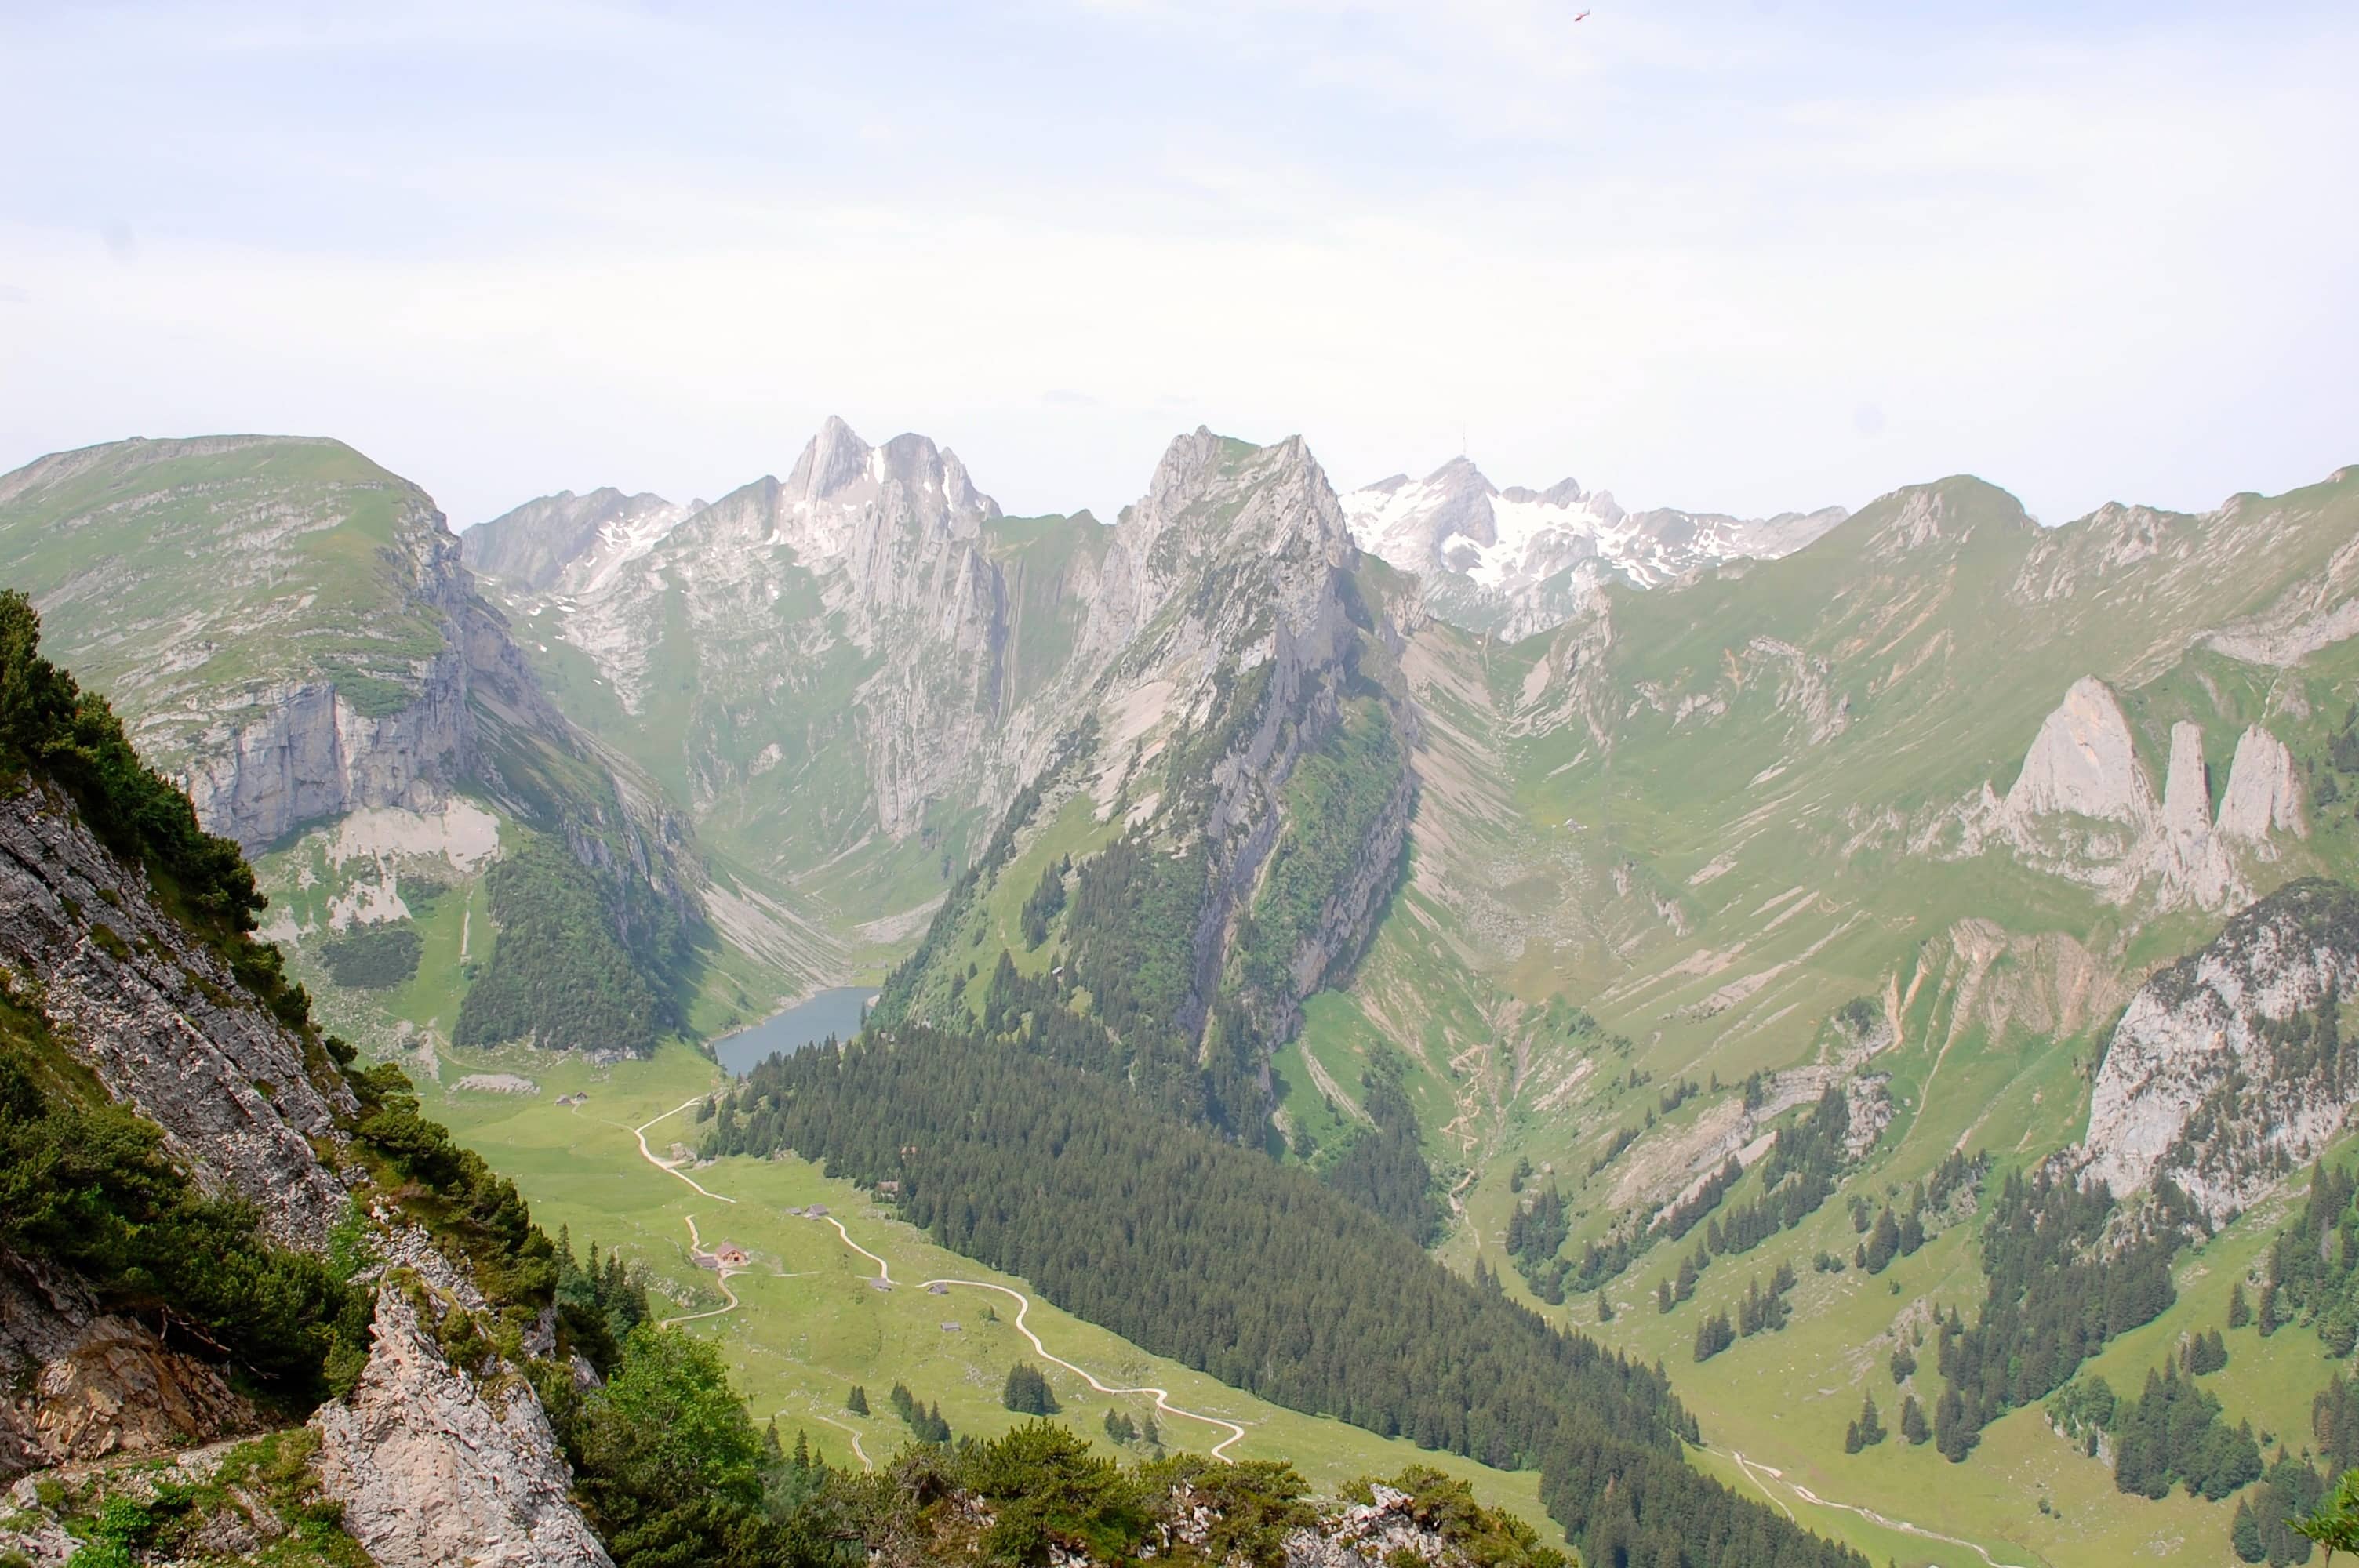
(1341, 456), (1845, 634)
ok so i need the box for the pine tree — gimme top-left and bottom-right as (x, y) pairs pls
(1658, 1277), (1675, 1315)
(2227, 1279), (2252, 1330)
(1900, 1394), (1929, 1445)
(846, 1384), (870, 1416)
(1597, 1288), (1614, 1323)
(2259, 1282), (2282, 1336)
(1865, 1207), (1902, 1273)
(2231, 1497), (2265, 1563)
(1003, 1361), (1060, 1416)
(1852, 1390), (1886, 1447)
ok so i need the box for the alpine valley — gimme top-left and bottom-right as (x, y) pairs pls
(4, 416), (2357, 1568)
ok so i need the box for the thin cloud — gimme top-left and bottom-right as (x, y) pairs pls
(0, 2), (2350, 535)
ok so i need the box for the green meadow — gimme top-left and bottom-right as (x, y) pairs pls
(429, 1040), (1572, 1551)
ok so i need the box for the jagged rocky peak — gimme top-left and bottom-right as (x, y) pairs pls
(2004, 676), (2154, 826)
(1972, 674), (2306, 910)
(1087, 429), (1357, 673)
(1131, 427), (1352, 562)
(2080, 879), (2359, 1224)
(781, 413), (999, 554)
(2219, 725), (2306, 841)
(463, 486), (692, 594)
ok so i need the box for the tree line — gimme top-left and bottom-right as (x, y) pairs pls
(714, 1024), (1868, 1568)
(1933, 1167), (2188, 1461)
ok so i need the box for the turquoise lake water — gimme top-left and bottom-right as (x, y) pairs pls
(713, 986), (877, 1076)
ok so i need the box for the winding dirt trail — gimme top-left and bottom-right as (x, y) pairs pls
(916, 1276), (1249, 1461)
(820, 1215), (892, 1283)
(656, 1211), (746, 1327)
(625, 1108), (746, 1325)
(662, 1272), (741, 1327)
(627, 1100), (739, 1204)
(806, 1412), (873, 1472)
(1732, 1450), (2037, 1568)
(623, 1094), (1245, 1461)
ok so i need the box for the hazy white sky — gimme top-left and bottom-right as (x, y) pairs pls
(2, 1), (2354, 529)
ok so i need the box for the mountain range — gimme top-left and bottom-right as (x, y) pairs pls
(3, 416), (2357, 1568)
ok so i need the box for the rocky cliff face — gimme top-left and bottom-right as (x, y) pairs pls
(874, 429), (1419, 1089)
(1100, 431), (1406, 1041)
(0, 436), (489, 853)
(0, 782), (351, 1247)
(179, 649), (472, 855)
(474, 417), (1113, 926)
(0, 775), (609, 1557)
(2080, 879), (2359, 1222)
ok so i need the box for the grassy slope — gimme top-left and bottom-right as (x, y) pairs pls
(0, 437), (454, 741)
(428, 1041), (1569, 1548)
(1260, 471), (2359, 1563)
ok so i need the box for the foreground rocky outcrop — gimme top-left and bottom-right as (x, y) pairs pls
(0, 1432), (356, 1566)
(0, 757), (609, 1559)
(0, 1260), (256, 1480)
(311, 1285), (614, 1568)
(2080, 878), (2359, 1221)
(1279, 1483), (1518, 1566)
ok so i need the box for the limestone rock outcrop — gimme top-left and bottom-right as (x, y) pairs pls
(2218, 724), (2307, 843)
(1969, 676), (2306, 911)
(311, 1287), (615, 1568)
(2079, 879), (2359, 1222)
(179, 657), (471, 852)
(0, 1260), (257, 1482)
(1280, 1483), (1507, 1567)
(2003, 676), (2154, 828)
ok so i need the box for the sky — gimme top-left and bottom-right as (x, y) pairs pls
(2, 0), (2354, 530)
